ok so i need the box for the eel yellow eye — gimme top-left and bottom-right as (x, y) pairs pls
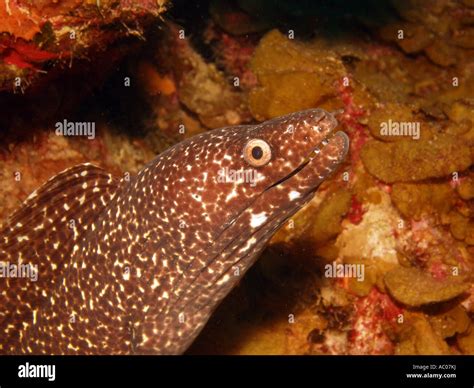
(243, 139), (272, 167)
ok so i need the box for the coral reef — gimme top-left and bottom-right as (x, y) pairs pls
(1, 0), (473, 356)
(0, 0), (167, 91)
(189, 0), (474, 355)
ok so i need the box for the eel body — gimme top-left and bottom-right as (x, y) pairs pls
(0, 109), (348, 354)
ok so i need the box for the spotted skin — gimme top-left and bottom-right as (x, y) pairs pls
(0, 109), (349, 354)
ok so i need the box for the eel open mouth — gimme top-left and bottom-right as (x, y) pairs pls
(213, 128), (350, 255)
(267, 130), (350, 192)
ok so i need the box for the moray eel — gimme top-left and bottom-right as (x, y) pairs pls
(0, 108), (348, 355)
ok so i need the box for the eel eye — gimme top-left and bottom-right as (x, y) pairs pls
(243, 139), (272, 167)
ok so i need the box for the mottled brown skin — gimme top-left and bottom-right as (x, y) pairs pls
(0, 109), (348, 354)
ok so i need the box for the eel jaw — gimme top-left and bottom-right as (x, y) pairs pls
(267, 130), (350, 192)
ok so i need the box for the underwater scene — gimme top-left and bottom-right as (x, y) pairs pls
(0, 0), (473, 359)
